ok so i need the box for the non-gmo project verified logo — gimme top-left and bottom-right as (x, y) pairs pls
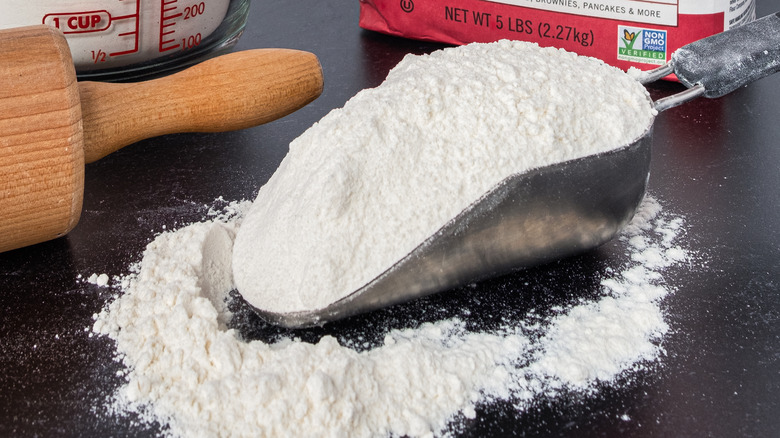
(617, 26), (667, 65)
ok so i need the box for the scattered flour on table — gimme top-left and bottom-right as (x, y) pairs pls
(92, 195), (688, 438)
(86, 273), (110, 287)
(231, 39), (656, 314)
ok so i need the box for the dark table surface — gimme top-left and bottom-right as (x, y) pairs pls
(2, 1), (779, 437)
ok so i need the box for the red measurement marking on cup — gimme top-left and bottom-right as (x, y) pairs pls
(42, 10), (112, 34)
(159, 0), (183, 52)
(109, 0), (142, 57)
(41, 0), (141, 59)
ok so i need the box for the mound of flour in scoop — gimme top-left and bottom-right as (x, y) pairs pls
(232, 39), (656, 314)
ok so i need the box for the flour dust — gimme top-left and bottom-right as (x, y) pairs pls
(90, 194), (689, 438)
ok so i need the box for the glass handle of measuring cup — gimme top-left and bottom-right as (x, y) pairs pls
(79, 48), (324, 163)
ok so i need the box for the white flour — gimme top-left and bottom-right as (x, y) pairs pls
(87, 273), (110, 287)
(232, 39), (656, 314)
(91, 41), (675, 437)
(92, 195), (688, 438)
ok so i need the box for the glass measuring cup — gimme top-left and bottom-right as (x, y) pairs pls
(0, 0), (250, 81)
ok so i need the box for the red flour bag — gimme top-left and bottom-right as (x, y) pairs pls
(359, 0), (756, 72)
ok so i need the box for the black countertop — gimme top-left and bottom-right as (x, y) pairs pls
(1, 1), (779, 436)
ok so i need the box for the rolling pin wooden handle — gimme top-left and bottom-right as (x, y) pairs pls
(1, 25), (323, 253)
(79, 48), (324, 163)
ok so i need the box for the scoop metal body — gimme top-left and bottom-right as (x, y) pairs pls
(253, 12), (780, 328)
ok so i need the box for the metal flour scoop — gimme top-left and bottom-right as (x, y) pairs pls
(252, 12), (780, 328)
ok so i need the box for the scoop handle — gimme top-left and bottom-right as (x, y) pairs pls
(80, 48), (324, 163)
(672, 12), (780, 98)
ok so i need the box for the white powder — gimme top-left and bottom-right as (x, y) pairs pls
(91, 41), (674, 436)
(87, 273), (110, 287)
(92, 194), (688, 438)
(232, 40), (656, 314)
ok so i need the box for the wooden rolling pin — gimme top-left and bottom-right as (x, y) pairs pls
(0, 25), (324, 253)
